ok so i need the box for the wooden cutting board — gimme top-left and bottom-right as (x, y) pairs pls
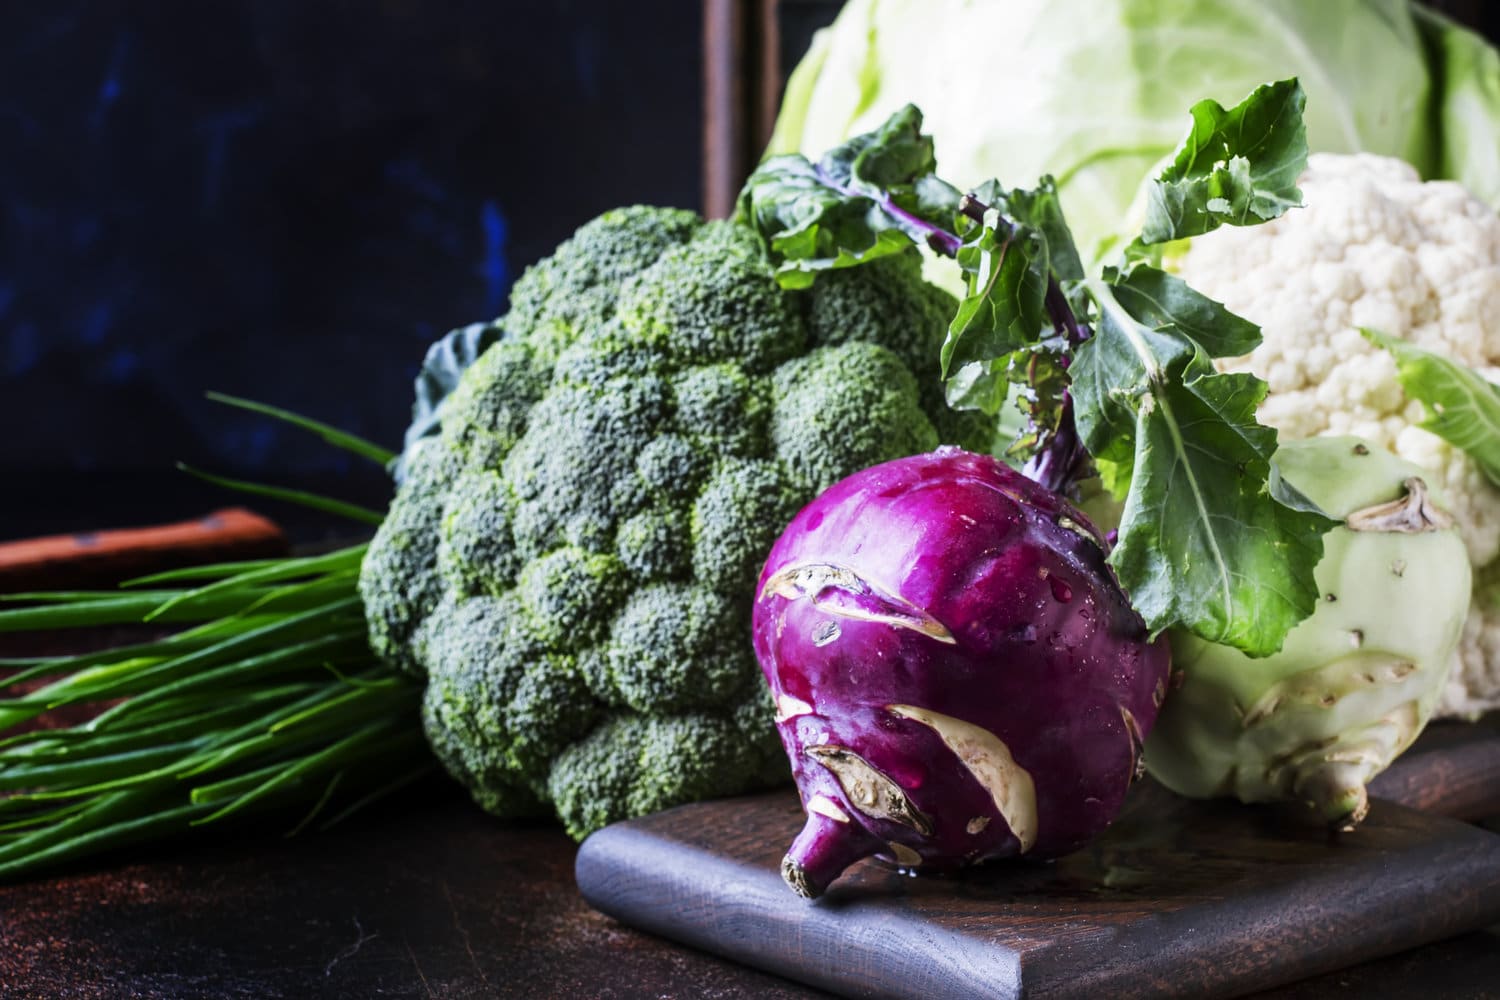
(576, 720), (1500, 1000)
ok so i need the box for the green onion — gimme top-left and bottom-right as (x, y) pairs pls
(175, 465), (387, 525)
(202, 392), (397, 468)
(0, 548), (428, 879)
(0, 398), (435, 880)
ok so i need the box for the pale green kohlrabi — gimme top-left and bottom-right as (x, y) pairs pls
(1143, 437), (1471, 828)
(771, 0), (1500, 266)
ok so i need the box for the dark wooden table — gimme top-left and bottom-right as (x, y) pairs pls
(1, 535), (1498, 999)
(2, 777), (1499, 1000)
(0, 780), (825, 1000)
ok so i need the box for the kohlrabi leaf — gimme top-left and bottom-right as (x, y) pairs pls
(825, 103), (938, 190)
(944, 360), (1014, 415)
(941, 212), (1050, 377)
(986, 177), (1086, 284)
(1139, 79), (1307, 245)
(736, 105), (961, 287)
(736, 156), (925, 287)
(741, 90), (1334, 655)
(1364, 327), (1500, 488)
(1072, 276), (1336, 655)
(1067, 79), (1328, 654)
(1106, 265), (1261, 359)
(1002, 340), (1073, 460)
(938, 177), (1085, 434)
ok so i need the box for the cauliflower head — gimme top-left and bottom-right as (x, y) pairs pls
(358, 206), (990, 838)
(1174, 153), (1500, 718)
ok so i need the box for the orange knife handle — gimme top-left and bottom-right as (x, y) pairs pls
(0, 508), (288, 592)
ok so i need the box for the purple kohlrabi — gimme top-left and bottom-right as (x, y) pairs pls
(752, 447), (1170, 898)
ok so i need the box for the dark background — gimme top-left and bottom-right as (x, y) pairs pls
(5, 0), (1497, 545)
(0, 0), (704, 542)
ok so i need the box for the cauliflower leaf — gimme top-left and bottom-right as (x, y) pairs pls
(1364, 327), (1500, 488)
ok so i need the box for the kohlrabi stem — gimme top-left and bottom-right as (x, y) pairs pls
(896, 200), (963, 256)
(781, 810), (888, 899)
(956, 194), (1094, 497)
(1023, 398), (1093, 496)
(1044, 282), (1088, 349)
(815, 163), (964, 256)
(1027, 278), (1094, 494)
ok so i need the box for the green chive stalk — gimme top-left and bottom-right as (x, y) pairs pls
(0, 397), (434, 880)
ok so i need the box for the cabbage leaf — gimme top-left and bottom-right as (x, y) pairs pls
(770, 0), (1497, 262)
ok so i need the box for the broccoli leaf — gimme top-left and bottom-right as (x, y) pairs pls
(1138, 78), (1307, 245)
(1364, 327), (1500, 488)
(393, 321), (503, 482)
(1073, 278), (1336, 653)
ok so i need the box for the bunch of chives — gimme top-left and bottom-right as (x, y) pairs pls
(0, 395), (434, 880)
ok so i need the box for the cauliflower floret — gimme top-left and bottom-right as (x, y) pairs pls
(1176, 153), (1500, 718)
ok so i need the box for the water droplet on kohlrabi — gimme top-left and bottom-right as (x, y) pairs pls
(1050, 577), (1073, 603)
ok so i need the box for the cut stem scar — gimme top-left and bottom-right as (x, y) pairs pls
(803, 745), (932, 835)
(759, 563), (955, 644)
(888, 704), (1038, 853)
(1345, 477), (1454, 533)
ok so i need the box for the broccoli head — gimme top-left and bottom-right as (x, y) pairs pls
(359, 205), (992, 839)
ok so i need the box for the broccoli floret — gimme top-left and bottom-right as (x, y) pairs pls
(618, 221), (807, 374)
(505, 205), (699, 361)
(440, 339), (550, 470)
(807, 249), (995, 451)
(690, 458), (798, 596)
(806, 251), (947, 369)
(513, 547), (625, 648)
(545, 696), (785, 842)
(360, 207), (985, 839)
(605, 583), (755, 713)
(771, 341), (941, 495)
(615, 508), (690, 582)
(422, 711), (547, 819)
(437, 470), (520, 598)
(418, 595), (599, 802)
(633, 434), (710, 503)
(501, 373), (670, 560)
(732, 685), (792, 783)
(550, 319), (674, 391)
(359, 441), (454, 677)
(672, 363), (772, 459)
